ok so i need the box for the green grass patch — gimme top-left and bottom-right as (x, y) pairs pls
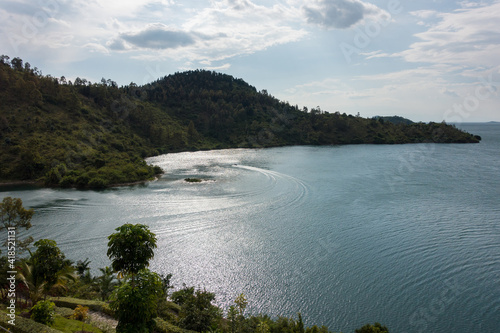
(54, 306), (76, 318)
(51, 315), (103, 333)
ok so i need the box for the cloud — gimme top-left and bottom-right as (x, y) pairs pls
(303, 0), (386, 29)
(175, 0), (306, 62)
(401, 2), (500, 69)
(119, 24), (196, 50)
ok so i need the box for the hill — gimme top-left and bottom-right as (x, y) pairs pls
(0, 55), (481, 187)
(372, 115), (414, 125)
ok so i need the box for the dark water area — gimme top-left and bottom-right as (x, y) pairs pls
(2, 123), (499, 332)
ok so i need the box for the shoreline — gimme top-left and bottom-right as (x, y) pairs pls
(0, 177), (161, 190)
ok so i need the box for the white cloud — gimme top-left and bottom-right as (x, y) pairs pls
(401, 2), (500, 70)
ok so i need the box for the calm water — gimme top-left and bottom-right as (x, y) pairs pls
(1, 123), (499, 332)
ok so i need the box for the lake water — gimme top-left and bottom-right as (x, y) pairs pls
(1, 123), (499, 332)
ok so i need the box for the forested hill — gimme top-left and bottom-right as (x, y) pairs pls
(0, 56), (481, 188)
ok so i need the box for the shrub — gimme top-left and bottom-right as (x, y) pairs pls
(31, 300), (56, 325)
(71, 304), (89, 321)
(49, 296), (113, 315)
(355, 322), (389, 333)
(0, 310), (62, 333)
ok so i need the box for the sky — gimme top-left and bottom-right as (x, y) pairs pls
(1, 0), (500, 122)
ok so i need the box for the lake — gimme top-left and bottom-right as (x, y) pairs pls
(1, 123), (499, 332)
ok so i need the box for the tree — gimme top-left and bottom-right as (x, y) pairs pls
(178, 288), (221, 332)
(17, 260), (46, 304)
(109, 269), (164, 333)
(0, 197), (34, 253)
(75, 258), (91, 282)
(234, 293), (248, 316)
(227, 305), (238, 333)
(30, 239), (67, 286)
(107, 224), (157, 279)
(355, 323), (389, 333)
(17, 258), (75, 305)
(97, 266), (117, 301)
(160, 273), (174, 298)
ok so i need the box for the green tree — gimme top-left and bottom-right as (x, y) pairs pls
(30, 239), (67, 286)
(160, 273), (174, 298)
(107, 223), (157, 279)
(355, 323), (389, 333)
(0, 196), (34, 253)
(227, 305), (238, 333)
(17, 260), (46, 304)
(178, 288), (221, 332)
(256, 319), (270, 333)
(75, 258), (92, 282)
(234, 293), (248, 317)
(17, 258), (75, 305)
(97, 266), (117, 301)
(109, 269), (164, 333)
(234, 293), (248, 333)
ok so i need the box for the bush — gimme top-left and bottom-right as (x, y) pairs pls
(49, 296), (114, 316)
(70, 304), (89, 321)
(0, 310), (63, 333)
(355, 322), (389, 333)
(31, 300), (56, 325)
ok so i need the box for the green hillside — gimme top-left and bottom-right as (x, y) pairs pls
(0, 55), (481, 187)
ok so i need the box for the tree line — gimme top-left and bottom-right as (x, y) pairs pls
(0, 55), (481, 188)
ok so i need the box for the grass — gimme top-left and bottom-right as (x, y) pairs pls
(51, 315), (103, 333)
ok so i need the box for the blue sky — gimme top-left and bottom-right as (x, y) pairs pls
(1, 0), (500, 122)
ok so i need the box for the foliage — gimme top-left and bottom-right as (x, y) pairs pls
(75, 258), (92, 281)
(70, 304), (89, 321)
(107, 223), (157, 278)
(176, 287), (221, 332)
(109, 268), (164, 333)
(0, 309), (63, 333)
(0, 56), (480, 188)
(171, 285), (195, 305)
(98, 266), (117, 301)
(160, 273), (174, 298)
(0, 196), (34, 253)
(16, 260), (47, 304)
(31, 300), (56, 325)
(49, 296), (113, 316)
(234, 293), (248, 317)
(30, 239), (74, 289)
(355, 323), (389, 333)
